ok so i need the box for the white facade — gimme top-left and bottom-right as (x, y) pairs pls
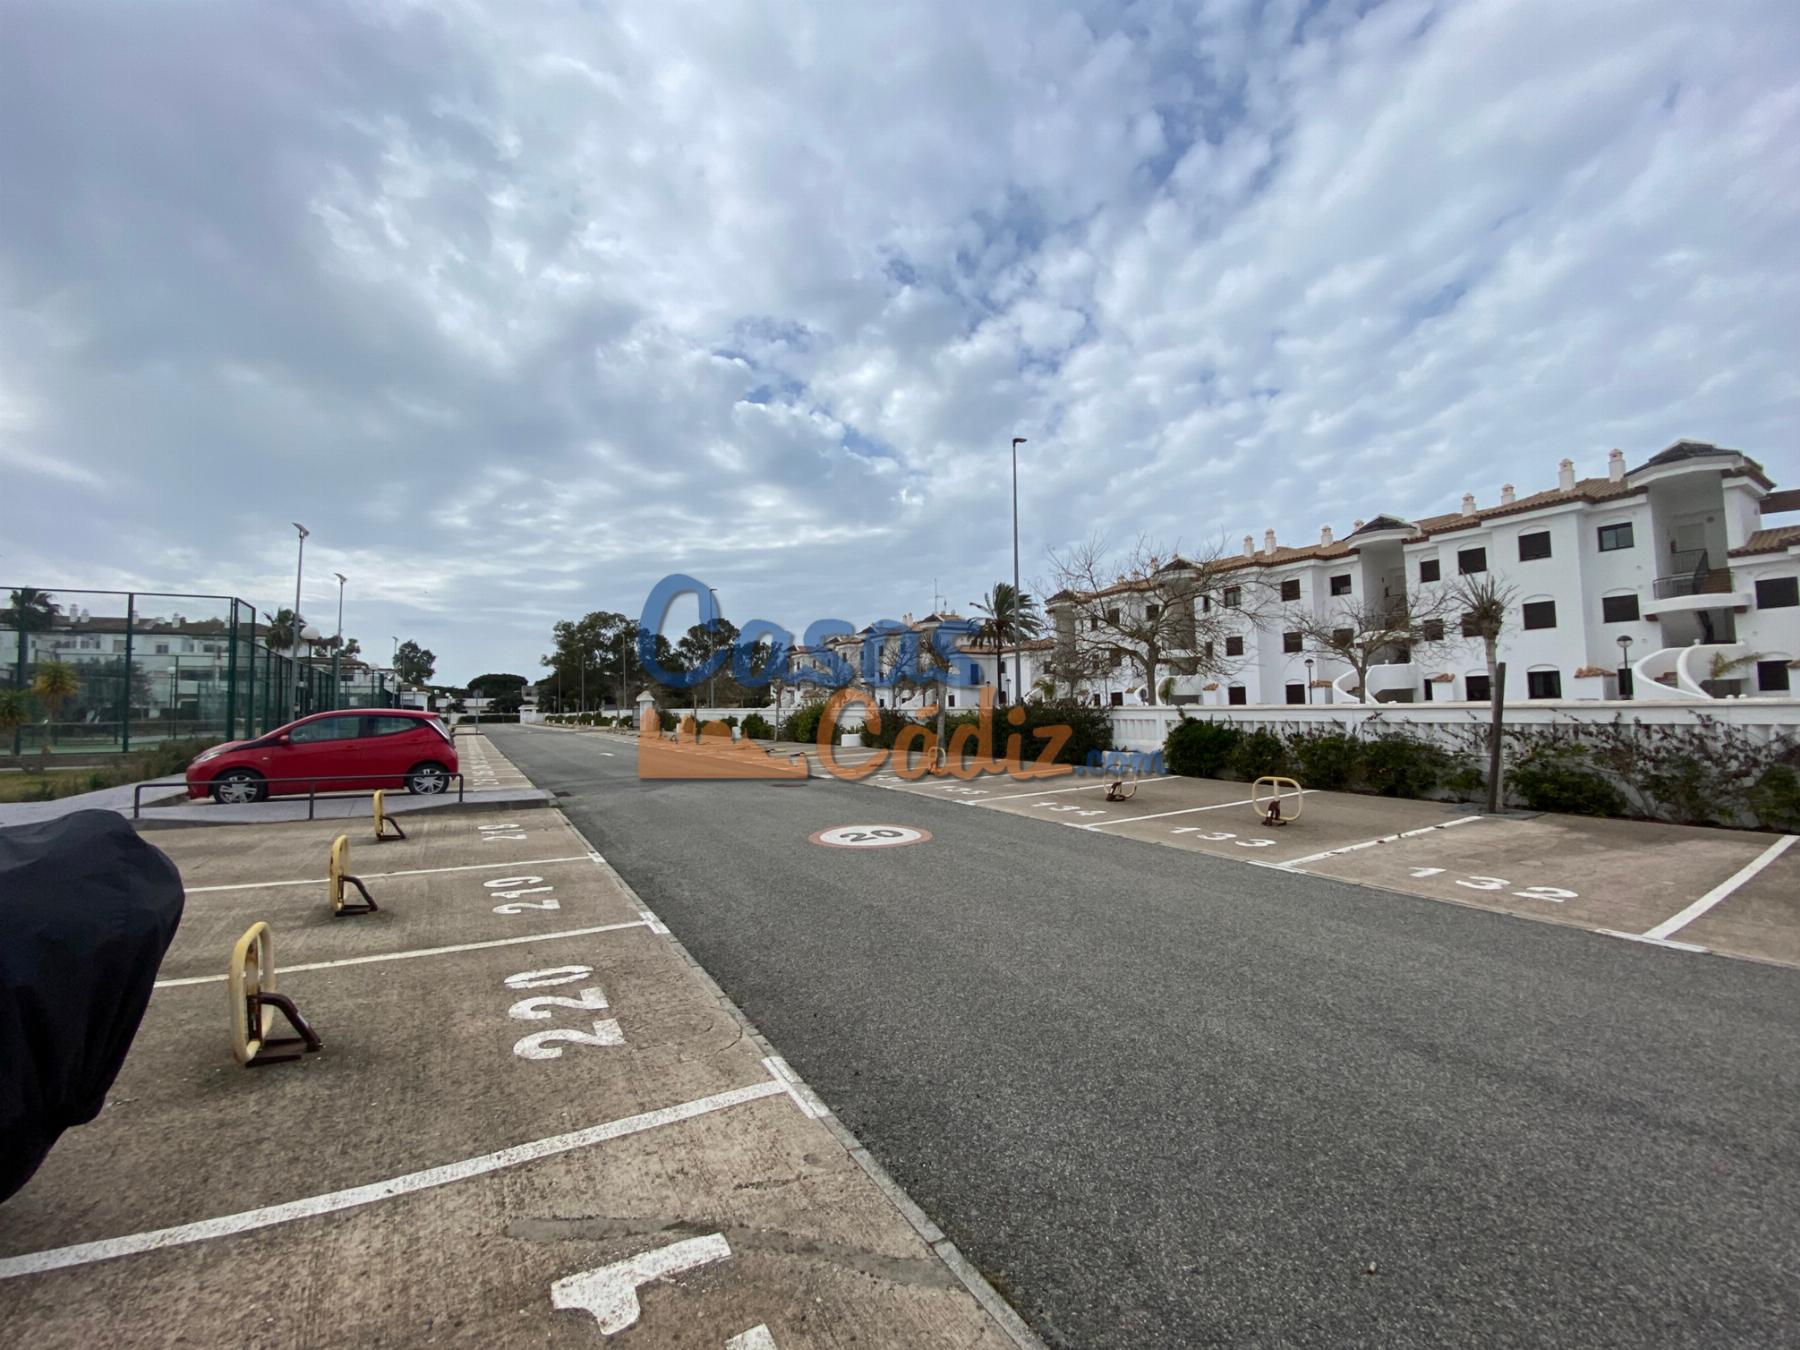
(1048, 442), (1800, 707)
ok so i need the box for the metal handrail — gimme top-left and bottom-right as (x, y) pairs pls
(1652, 566), (1734, 599)
(133, 770), (466, 820)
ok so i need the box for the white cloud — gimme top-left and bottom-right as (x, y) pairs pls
(1, 0), (1796, 679)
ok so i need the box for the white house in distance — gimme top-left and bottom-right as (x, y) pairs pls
(1046, 440), (1799, 706)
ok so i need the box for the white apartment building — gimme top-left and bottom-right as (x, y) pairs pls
(1047, 441), (1799, 707)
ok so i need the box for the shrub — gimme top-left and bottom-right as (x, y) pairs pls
(1508, 745), (1626, 817)
(1361, 735), (1448, 798)
(1023, 699), (1114, 767)
(782, 700), (829, 744)
(1442, 762), (1487, 802)
(740, 712), (774, 740)
(1228, 728), (1286, 781)
(1746, 764), (1800, 832)
(1285, 732), (1360, 790)
(1164, 719), (1241, 778)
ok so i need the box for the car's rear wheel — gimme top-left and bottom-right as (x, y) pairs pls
(212, 769), (267, 804)
(406, 761), (450, 795)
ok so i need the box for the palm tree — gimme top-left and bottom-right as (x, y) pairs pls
(341, 637), (362, 662)
(0, 686), (27, 754)
(1448, 573), (1517, 813)
(972, 582), (1045, 702)
(31, 659), (78, 748)
(262, 608), (296, 650)
(3, 588), (58, 632)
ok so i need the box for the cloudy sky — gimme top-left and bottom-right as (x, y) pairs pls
(3, 0), (1797, 683)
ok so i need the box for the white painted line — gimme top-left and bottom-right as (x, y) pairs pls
(727, 1326), (778, 1350)
(762, 1055), (830, 1119)
(553, 1233), (733, 1334)
(1276, 816), (1483, 870)
(152, 922), (651, 988)
(0, 1079), (788, 1280)
(185, 855), (593, 893)
(1596, 928), (1711, 954)
(1638, 834), (1798, 941)
(1081, 792), (1314, 830)
(969, 776), (1177, 803)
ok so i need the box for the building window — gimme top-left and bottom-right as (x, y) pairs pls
(947, 695), (957, 709)
(1597, 522), (1634, 552)
(1466, 673), (1491, 702)
(1756, 577), (1798, 609)
(1518, 531), (1552, 561)
(1285, 682), (1305, 704)
(1228, 685), (1247, 705)
(1460, 612), (1483, 639)
(1458, 547), (1487, 575)
(1282, 630), (1303, 654)
(1601, 594), (1640, 623)
(1332, 628), (1352, 647)
(1202, 641), (1215, 660)
(1146, 604), (1161, 621)
(1419, 557), (1441, 583)
(1110, 690), (1124, 706)
(1522, 600), (1557, 630)
(968, 663), (980, 683)
(1421, 679), (1434, 702)
(1222, 586), (1241, 609)
(1758, 660), (1792, 693)
(1527, 669), (1562, 699)
(1106, 607), (1121, 626)
(1329, 574), (1352, 596)
(1280, 579), (1300, 602)
(1202, 595), (1212, 612)
(1419, 618), (1446, 642)
(1225, 635), (1244, 657)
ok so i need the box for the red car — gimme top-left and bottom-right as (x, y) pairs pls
(185, 709), (459, 803)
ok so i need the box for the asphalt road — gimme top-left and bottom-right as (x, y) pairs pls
(490, 725), (1800, 1349)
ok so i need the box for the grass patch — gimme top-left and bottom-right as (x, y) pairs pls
(0, 738), (218, 803)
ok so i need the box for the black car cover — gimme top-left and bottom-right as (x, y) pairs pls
(0, 809), (184, 1202)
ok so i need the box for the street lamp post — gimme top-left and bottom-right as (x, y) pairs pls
(1304, 657), (1315, 705)
(1617, 635), (1634, 700)
(1011, 436), (1026, 705)
(332, 573), (347, 710)
(289, 523), (308, 721)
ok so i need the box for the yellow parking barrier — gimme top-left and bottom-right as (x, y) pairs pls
(1252, 775), (1304, 827)
(372, 789), (407, 842)
(228, 922), (322, 1067)
(329, 834), (379, 916)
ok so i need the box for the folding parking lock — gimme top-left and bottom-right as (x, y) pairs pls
(1252, 776), (1304, 827)
(228, 922), (321, 1067)
(1104, 753), (1141, 802)
(329, 834), (379, 916)
(372, 789), (407, 842)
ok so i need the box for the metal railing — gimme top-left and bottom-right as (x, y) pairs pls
(133, 771), (465, 820)
(1652, 566), (1734, 599)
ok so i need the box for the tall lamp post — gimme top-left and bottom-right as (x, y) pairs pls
(1617, 635), (1634, 700)
(289, 523), (308, 721)
(332, 573), (347, 710)
(1304, 657), (1315, 705)
(1010, 436), (1026, 705)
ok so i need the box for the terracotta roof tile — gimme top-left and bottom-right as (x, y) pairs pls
(1730, 526), (1800, 558)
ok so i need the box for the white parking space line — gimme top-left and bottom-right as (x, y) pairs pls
(1081, 792), (1313, 830)
(0, 1077), (789, 1280)
(1275, 816), (1483, 870)
(971, 776), (1176, 803)
(153, 921), (653, 988)
(1636, 833), (1798, 942)
(186, 855), (593, 893)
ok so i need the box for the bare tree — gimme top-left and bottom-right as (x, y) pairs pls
(1285, 593), (1456, 702)
(1043, 535), (1260, 701)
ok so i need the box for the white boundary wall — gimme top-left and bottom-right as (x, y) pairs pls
(1108, 699), (1800, 753)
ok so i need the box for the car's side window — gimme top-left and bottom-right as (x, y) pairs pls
(290, 716), (365, 743)
(370, 716), (418, 737)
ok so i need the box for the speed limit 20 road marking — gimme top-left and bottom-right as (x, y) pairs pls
(810, 825), (931, 849)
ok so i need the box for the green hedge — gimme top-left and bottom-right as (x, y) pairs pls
(1164, 719), (1455, 804)
(740, 712), (774, 740)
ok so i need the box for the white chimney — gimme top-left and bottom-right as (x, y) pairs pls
(1320, 525), (1334, 546)
(1501, 484), (1516, 506)
(1243, 534), (1255, 556)
(1353, 519), (1365, 531)
(1608, 448), (1625, 482)
(1263, 528), (1277, 554)
(1558, 457), (1576, 491)
(1460, 493), (1476, 517)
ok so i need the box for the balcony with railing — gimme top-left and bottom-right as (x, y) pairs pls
(1643, 551), (1751, 616)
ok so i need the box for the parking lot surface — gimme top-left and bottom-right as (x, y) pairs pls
(0, 798), (1023, 1348)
